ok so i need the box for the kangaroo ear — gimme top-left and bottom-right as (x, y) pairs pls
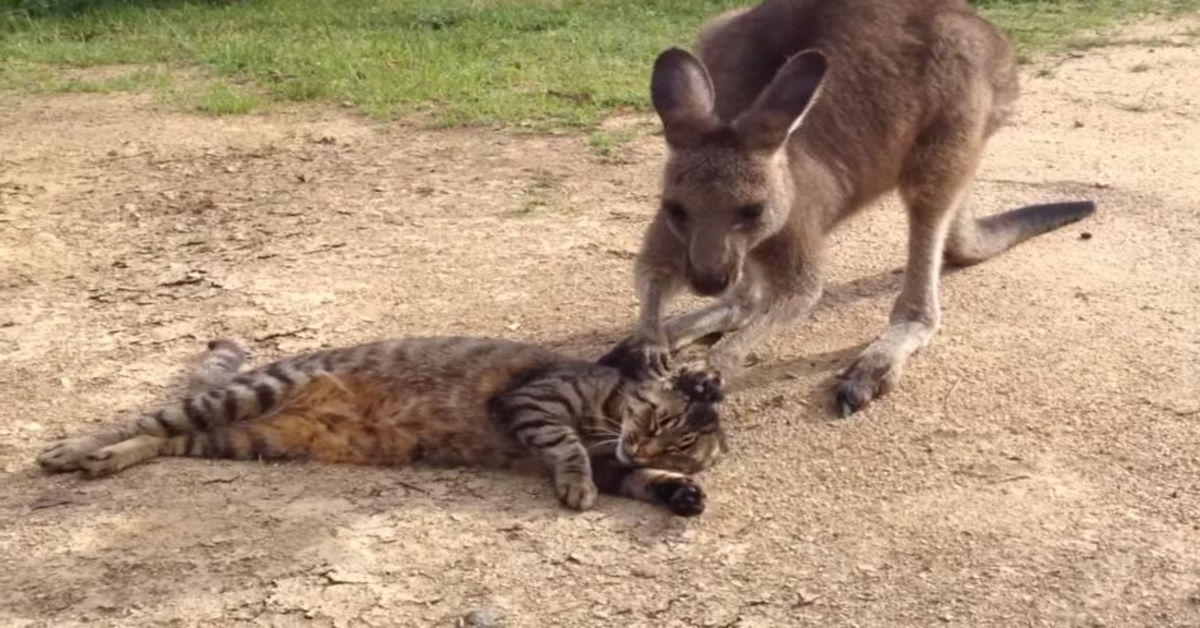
(651, 48), (719, 147)
(733, 50), (827, 151)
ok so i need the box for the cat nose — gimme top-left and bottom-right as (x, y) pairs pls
(637, 442), (663, 458)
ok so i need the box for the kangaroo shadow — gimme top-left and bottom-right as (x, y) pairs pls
(545, 268), (904, 417)
(818, 267), (905, 311)
(547, 268), (904, 353)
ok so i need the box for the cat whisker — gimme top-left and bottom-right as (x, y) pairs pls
(582, 426), (622, 438)
(587, 437), (624, 456)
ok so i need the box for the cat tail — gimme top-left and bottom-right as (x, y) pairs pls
(44, 369), (353, 478)
(159, 372), (402, 464)
(134, 354), (317, 440)
(185, 338), (248, 394)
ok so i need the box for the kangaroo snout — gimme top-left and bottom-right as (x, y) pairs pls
(687, 265), (733, 296)
(687, 233), (736, 296)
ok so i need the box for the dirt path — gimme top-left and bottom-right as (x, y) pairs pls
(2, 16), (1198, 628)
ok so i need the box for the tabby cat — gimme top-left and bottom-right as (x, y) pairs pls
(38, 336), (727, 515)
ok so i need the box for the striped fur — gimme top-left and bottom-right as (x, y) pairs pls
(38, 336), (727, 515)
(185, 339), (246, 394)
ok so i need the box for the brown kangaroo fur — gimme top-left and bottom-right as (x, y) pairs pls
(604, 0), (1095, 416)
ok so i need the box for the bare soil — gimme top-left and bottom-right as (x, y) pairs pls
(2, 16), (1199, 628)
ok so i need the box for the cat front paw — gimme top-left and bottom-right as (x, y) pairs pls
(78, 447), (123, 479)
(37, 436), (104, 473)
(555, 475), (598, 511)
(654, 477), (707, 516)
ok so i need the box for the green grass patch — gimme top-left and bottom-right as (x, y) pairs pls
(1065, 34), (1195, 51)
(510, 168), (563, 216)
(189, 81), (260, 115)
(588, 127), (641, 163)
(973, 0), (1198, 53)
(1, 0), (1196, 126)
(0, 60), (173, 93)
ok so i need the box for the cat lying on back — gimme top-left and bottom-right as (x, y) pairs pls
(38, 336), (727, 515)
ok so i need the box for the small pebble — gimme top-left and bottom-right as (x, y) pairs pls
(1079, 232), (1093, 240)
(463, 607), (506, 627)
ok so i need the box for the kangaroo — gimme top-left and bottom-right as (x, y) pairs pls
(601, 0), (1095, 416)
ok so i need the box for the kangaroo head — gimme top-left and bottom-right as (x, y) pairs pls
(650, 48), (827, 296)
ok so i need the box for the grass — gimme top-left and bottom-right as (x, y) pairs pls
(1065, 34), (1195, 51)
(1, 0), (1197, 127)
(512, 168), (562, 216)
(190, 81), (260, 115)
(974, 0), (1197, 52)
(587, 127), (641, 162)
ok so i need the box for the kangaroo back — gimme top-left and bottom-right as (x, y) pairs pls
(620, 0), (1096, 416)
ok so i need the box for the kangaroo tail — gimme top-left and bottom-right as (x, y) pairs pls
(945, 200), (1096, 267)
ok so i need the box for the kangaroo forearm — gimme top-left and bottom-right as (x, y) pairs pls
(663, 300), (747, 349)
(708, 277), (824, 375)
(634, 269), (681, 345)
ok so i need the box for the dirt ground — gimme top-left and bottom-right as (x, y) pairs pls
(2, 15), (1199, 628)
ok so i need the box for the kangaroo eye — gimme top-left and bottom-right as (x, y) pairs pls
(663, 201), (687, 224)
(737, 203), (764, 226)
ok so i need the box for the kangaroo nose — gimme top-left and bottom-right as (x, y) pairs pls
(690, 269), (730, 296)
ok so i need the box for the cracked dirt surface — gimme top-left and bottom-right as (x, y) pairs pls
(1, 15), (1198, 628)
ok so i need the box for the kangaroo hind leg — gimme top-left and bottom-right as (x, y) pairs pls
(836, 110), (986, 416)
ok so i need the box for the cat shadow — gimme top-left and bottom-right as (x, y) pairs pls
(2, 455), (707, 624)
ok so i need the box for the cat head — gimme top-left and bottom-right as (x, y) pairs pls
(613, 370), (728, 474)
